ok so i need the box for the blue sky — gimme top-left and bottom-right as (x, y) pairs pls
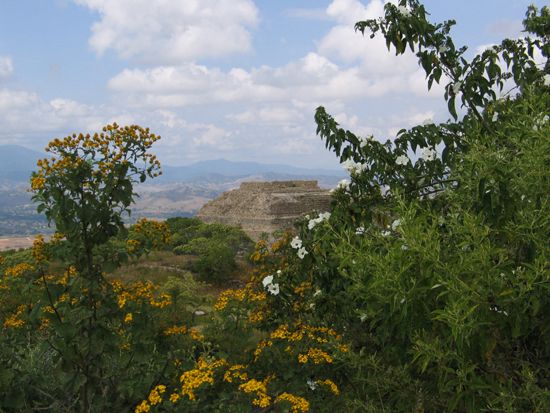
(0, 0), (544, 169)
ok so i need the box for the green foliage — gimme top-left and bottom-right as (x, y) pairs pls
(193, 240), (237, 282)
(1, 3), (548, 412)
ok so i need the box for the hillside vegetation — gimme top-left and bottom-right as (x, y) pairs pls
(1, 1), (549, 412)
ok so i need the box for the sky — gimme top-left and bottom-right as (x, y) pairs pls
(0, 0), (544, 169)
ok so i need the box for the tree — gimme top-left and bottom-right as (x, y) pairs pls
(29, 124), (162, 411)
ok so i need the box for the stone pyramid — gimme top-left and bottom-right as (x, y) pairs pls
(196, 181), (332, 240)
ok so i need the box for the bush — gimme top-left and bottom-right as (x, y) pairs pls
(193, 240), (237, 282)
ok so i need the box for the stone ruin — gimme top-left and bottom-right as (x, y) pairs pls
(196, 181), (332, 240)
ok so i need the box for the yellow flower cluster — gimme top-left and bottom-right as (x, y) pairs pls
(135, 384), (168, 411)
(30, 175), (46, 190)
(3, 305), (26, 329)
(249, 239), (270, 262)
(126, 239), (141, 254)
(238, 377), (272, 408)
(131, 218), (171, 247)
(148, 385), (166, 405)
(4, 262), (35, 278)
(317, 379), (340, 395)
(213, 288), (246, 311)
(149, 292), (172, 308)
(270, 324), (304, 342)
(297, 348), (333, 364)
(293, 281), (312, 296)
(248, 311), (265, 323)
(33, 124), (162, 197)
(115, 280), (171, 309)
(277, 392), (310, 412)
(163, 325), (187, 336)
(223, 364), (248, 383)
(31, 234), (48, 263)
(253, 339), (273, 361)
(179, 357), (226, 401)
(189, 328), (204, 341)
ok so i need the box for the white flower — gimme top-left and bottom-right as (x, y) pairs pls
(267, 283), (280, 296)
(262, 275), (274, 288)
(319, 212), (331, 221)
(544, 74), (550, 86)
(355, 226), (365, 235)
(401, 244), (409, 250)
(452, 81), (462, 95)
(395, 155), (409, 166)
(381, 230), (391, 237)
(342, 159), (367, 175)
(421, 147), (437, 161)
(391, 219), (401, 231)
(438, 45), (449, 53)
(336, 179), (350, 191)
(276, 269), (282, 275)
(290, 236), (302, 249)
(297, 247), (308, 259)
(307, 379), (317, 391)
(313, 289), (322, 297)
(308, 212), (331, 230)
(492, 112), (498, 122)
(397, 5), (411, 17)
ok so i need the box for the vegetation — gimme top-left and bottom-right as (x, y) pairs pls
(1, 1), (549, 412)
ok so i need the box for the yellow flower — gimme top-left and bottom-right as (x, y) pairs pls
(148, 385), (166, 406)
(189, 328), (204, 341)
(169, 393), (180, 403)
(317, 379), (340, 395)
(124, 313), (133, 323)
(163, 325), (187, 336)
(31, 175), (46, 190)
(135, 400), (150, 413)
(276, 392), (310, 412)
(239, 378), (272, 408)
(179, 357), (226, 401)
(3, 305), (26, 329)
(298, 348), (333, 364)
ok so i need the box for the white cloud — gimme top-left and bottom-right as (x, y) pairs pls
(73, 0), (259, 63)
(0, 57), (14, 79)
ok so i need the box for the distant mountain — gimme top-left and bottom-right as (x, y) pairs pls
(0, 145), (346, 236)
(0, 145), (346, 184)
(0, 145), (44, 183)
(159, 159), (345, 182)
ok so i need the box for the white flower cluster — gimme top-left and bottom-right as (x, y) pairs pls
(307, 212), (331, 230)
(262, 271), (281, 296)
(391, 219), (401, 231)
(421, 147), (437, 161)
(290, 236), (308, 259)
(395, 154), (409, 166)
(330, 179), (350, 194)
(452, 81), (462, 95)
(397, 5), (411, 17)
(341, 159), (367, 175)
(358, 136), (373, 147)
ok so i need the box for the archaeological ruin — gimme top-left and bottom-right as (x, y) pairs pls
(196, 181), (332, 240)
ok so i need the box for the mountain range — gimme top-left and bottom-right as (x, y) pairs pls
(0, 145), (345, 236)
(0, 145), (345, 185)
